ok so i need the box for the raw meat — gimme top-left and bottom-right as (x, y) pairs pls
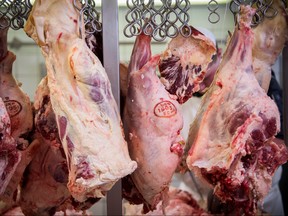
(186, 6), (288, 215)
(20, 24), (104, 215)
(24, 0), (136, 202)
(34, 76), (61, 149)
(20, 136), (70, 216)
(199, 47), (222, 93)
(0, 25), (8, 61)
(3, 206), (92, 216)
(0, 28), (33, 149)
(124, 188), (210, 216)
(252, 0), (288, 91)
(0, 98), (20, 196)
(124, 33), (184, 211)
(85, 30), (103, 65)
(20, 76), (70, 216)
(158, 26), (216, 104)
(0, 26), (34, 204)
(20, 77), (99, 215)
(1, 139), (39, 205)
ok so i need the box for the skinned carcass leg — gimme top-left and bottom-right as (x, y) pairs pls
(124, 33), (184, 211)
(186, 5), (288, 215)
(0, 27), (33, 149)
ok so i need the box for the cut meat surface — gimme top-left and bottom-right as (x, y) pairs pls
(252, 0), (288, 91)
(20, 136), (70, 216)
(199, 48), (222, 93)
(20, 76), (70, 216)
(124, 188), (210, 216)
(20, 76), (99, 215)
(0, 98), (20, 196)
(186, 6), (288, 215)
(34, 76), (61, 149)
(124, 33), (184, 211)
(24, 0), (136, 202)
(158, 26), (216, 104)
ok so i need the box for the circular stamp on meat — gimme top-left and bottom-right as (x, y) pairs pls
(154, 101), (177, 118)
(4, 100), (22, 117)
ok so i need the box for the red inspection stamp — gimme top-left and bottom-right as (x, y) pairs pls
(154, 101), (177, 118)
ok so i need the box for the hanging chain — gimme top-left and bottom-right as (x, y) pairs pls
(73, 0), (102, 38)
(208, 0), (220, 24)
(0, 0), (32, 30)
(229, 0), (278, 27)
(123, 0), (191, 42)
(0, 0), (102, 37)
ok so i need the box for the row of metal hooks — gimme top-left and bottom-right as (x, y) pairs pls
(0, 0), (285, 41)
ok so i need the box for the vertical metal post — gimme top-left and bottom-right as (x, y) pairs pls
(280, 46), (288, 215)
(102, 1), (122, 215)
(283, 46), (288, 146)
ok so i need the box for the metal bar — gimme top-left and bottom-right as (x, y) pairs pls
(102, 1), (122, 215)
(280, 45), (288, 215)
(283, 46), (288, 146)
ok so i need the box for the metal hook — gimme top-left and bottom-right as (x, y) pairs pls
(73, 0), (102, 39)
(124, 0), (191, 41)
(208, 0), (220, 24)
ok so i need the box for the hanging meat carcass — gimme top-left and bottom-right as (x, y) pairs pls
(158, 26), (216, 104)
(0, 24), (34, 206)
(123, 32), (185, 211)
(20, 15), (106, 215)
(252, 0), (288, 91)
(19, 76), (70, 216)
(24, 0), (136, 202)
(0, 98), (20, 196)
(186, 5), (288, 215)
(20, 76), (100, 215)
(0, 26), (33, 149)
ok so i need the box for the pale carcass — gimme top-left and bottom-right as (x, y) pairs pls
(186, 6), (288, 215)
(24, 0), (136, 202)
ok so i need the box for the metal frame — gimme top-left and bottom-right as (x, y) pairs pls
(102, 1), (123, 215)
